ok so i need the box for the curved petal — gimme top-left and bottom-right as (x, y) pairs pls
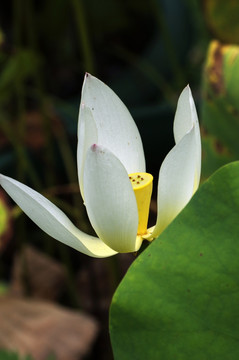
(151, 126), (197, 238)
(77, 105), (98, 200)
(173, 85), (201, 187)
(0, 175), (116, 258)
(84, 144), (141, 253)
(79, 73), (146, 174)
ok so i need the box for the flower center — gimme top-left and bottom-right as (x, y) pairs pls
(129, 172), (153, 235)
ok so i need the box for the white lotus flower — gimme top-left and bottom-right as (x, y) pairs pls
(0, 74), (201, 258)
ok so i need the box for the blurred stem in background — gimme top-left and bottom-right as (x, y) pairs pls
(70, 0), (95, 73)
(13, 0), (28, 183)
(150, 0), (184, 88)
(184, 0), (209, 49)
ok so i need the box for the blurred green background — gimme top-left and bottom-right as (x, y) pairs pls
(0, 0), (239, 359)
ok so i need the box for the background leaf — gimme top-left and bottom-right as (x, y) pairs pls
(201, 40), (239, 179)
(203, 0), (239, 44)
(110, 161), (239, 359)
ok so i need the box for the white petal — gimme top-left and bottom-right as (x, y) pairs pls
(0, 175), (117, 258)
(173, 85), (201, 187)
(79, 73), (145, 174)
(83, 144), (140, 253)
(173, 85), (197, 142)
(77, 105), (98, 199)
(151, 126), (197, 238)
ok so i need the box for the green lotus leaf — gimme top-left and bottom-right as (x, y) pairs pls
(110, 161), (239, 359)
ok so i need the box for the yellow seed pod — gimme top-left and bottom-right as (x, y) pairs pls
(129, 172), (153, 235)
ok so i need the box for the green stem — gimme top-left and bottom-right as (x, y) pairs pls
(24, 0), (56, 187)
(13, 0), (22, 46)
(150, 0), (184, 87)
(70, 0), (95, 73)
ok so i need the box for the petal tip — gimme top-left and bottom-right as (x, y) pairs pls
(83, 72), (93, 87)
(84, 72), (95, 82)
(182, 84), (191, 97)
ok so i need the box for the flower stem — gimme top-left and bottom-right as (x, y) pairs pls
(70, 0), (95, 73)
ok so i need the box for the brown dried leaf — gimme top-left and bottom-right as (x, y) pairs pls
(11, 246), (67, 301)
(0, 297), (98, 360)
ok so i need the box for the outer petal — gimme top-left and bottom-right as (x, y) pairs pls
(83, 144), (141, 253)
(79, 73), (145, 174)
(150, 126), (197, 238)
(77, 105), (98, 199)
(0, 175), (116, 258)
(173, 85), (201, 187)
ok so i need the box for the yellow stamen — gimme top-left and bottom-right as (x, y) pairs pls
(129, 172), (153, 235)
